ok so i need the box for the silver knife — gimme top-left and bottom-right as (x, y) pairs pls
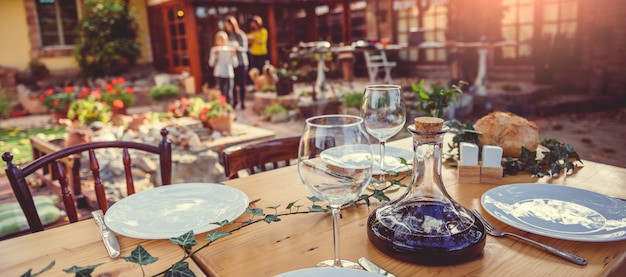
(358, 257), (396, 277)
(92, 210), (121, 258)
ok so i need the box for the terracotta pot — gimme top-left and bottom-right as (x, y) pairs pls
(52, 109), (69, 121)
(206, 115), (233, 133)
(111, 106), (128, 116)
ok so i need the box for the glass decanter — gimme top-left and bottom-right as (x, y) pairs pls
(367, 117), (486, 264)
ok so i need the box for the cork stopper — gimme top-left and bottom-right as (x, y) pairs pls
(414, 117), (444, 132)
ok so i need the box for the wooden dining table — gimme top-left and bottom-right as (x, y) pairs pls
(193, 137), (626, 276)
(1, 137), (625, 276)
(0, 218), (208, 276)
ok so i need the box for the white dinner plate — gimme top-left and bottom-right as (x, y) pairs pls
(104, 183), (249, 239)
(481, 183), (626, 242)
(274, 268), (380, 277)
(320, 145), (412, 175)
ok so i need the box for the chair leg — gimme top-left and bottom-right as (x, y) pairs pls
(384, 67), (393, 84)
(368, 66), (378, 84)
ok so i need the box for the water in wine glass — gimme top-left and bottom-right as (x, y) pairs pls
(361, 85), (406, 189)
(298, 115), (373, 268)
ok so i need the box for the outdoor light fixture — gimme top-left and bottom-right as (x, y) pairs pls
(177, 8), (184, 18)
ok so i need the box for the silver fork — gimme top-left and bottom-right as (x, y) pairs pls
(472, 209), (587, 265)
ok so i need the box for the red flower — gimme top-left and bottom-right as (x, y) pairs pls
(112, 99), (125, 108)
(126, 86), (134, 94)
(91, 89), (101, 99)
(45, 89), (54, 95)
(65, 86), (73, 93)
(117, 77), (126, 84)
(53, 99), (60, 107)
(39, 95), (45, 101)
(105, 83), (113, 92)
(80, 88), (90, 98)
(219, 95), (227, 104)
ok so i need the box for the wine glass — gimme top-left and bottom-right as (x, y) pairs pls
(297, 115), (373, 268)
(360, 85), (406, 190)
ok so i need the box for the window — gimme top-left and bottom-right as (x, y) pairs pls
(395, 1), (447, 63)
(422, 4), (447, 62)
(35, 0), (79, 47)
(498, 0), (535, 64)
(497, 0), (579, 65)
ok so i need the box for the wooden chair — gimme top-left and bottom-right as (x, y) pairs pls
(2, 128), (172, 233)
(363, 49), (397, 84)
(222, 136), (300, 179)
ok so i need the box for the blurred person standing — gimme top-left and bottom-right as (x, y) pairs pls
(208, 31), (238, 105)
(224, 15), (248, 109)
(246, 15), (268, 73)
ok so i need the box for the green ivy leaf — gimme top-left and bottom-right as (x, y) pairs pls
(551, 164), (562, 176)
(62, 263), (104, 277)
(170, 231), (197, 250)
(246, 207), (264, 216)
(263, 214), (281, 223)
(309, 205), (328, 212)
(519, 147), (537, 164)
(566, 162), (575, 173)
(206, 231), (231, 242)
(398, 157), (411, 165)
(164, 261), (196, 277)
(286, 200), (299, 209)
(21, 260), (55, 277)
(307, 196), (322, 203)
(372, 190), (390, 202)
(358, 194), (371, 206)
(122, 244), (158, 266)
(215, 219), (230, 226)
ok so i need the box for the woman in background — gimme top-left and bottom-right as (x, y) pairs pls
(224, 16), (248, 110)
(246, 15), (268, 73)
(208, 31), (238, 105)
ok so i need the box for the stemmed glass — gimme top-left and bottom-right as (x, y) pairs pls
(360, 85), (406, 190)
(297, 115), (373, 268)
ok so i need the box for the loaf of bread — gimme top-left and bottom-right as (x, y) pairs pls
(473, 111), (539, 157)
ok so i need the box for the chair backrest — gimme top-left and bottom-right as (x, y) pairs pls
(222, 136), (300, 179)
(2, 128), (172, 233)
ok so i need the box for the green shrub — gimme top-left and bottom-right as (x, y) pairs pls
(27, 59), (49, 81)
(150, 84), (180, 101)
(73, 0), (141, 78)
(341, 92), (363, 109)
(260, 85), (276, 92)
(263, 103), (288, 116)
(0, 89), (16, 119)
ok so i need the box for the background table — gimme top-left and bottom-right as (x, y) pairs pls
(192, 137), (626, 276)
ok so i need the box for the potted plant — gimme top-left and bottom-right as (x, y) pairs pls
(99, 77), (135, 115)
(262, 103), (289, 122)
(186, 97), (207, 118)
(67, 96), (111, 126)
(341, 92), (363, 116)
(275, 62), (298, 96)
(40, 86), (76, 120)
(198, 96), (234, 133)
(411, 80), (466, 118)
(150, 84), (180, 112)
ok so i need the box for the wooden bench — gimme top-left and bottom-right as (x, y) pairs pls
(363, 49), (397, 84)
